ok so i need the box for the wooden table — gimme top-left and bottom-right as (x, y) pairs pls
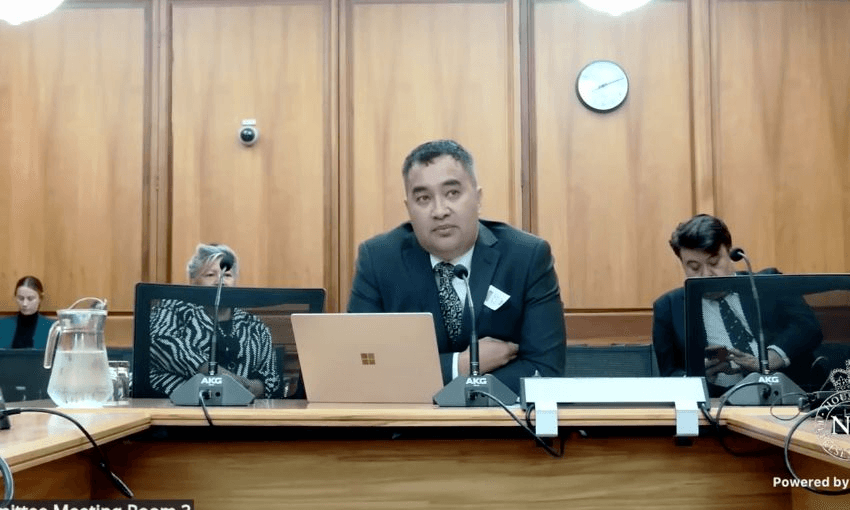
(0, 409), (149, 499)
(2, 400), (849, 509)
(723, 405), (850, 508)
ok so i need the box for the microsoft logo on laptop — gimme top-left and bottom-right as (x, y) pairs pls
(360, 353), (376, 365)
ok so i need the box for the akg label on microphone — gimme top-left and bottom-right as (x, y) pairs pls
(0, 501), (194, 510)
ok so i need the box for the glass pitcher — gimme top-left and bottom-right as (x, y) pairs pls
(43, 297), (112, 408)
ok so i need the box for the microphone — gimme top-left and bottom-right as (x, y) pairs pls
(170, 252), (254, 406)
(720, 246), (803, 405)
(452, 265), (479, 376)
(728, 247), (768, 374)
(208, 253), (234, 376)
(218, 252), (235, 272)
(728, 247), (745, 263)
(433, 264), (518, 407)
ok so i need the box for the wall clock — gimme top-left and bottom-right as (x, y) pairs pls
(576, 60), (629, 113)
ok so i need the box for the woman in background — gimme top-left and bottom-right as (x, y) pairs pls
(0, 276), (55, 349)
(148, 244), (280, 398)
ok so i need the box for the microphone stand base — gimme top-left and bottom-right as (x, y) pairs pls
(721, 371), (804, 406)
(170, 372), (255, 406)
(434, 374), (518, 407)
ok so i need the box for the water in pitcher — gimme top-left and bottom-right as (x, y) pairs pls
(47, 349), (113, 407)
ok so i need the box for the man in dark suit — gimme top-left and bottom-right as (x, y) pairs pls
(652, 214), (822, 395)
(347, 140), (566, 394)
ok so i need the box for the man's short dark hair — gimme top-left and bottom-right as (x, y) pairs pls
(401, 139), (476, 185)
(669, 214), (732, 258)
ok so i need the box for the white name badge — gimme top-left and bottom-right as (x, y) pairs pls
(484, 285), (510, 310)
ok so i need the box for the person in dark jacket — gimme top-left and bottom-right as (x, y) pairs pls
(0, 276), (55, 349)
(652, 215), (822, 395)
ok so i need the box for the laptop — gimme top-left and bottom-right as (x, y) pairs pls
(291, 313), (444, 404)
(0, 349), (52, 402)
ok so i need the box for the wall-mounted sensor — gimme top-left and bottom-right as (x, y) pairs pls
(239, 119), (259, 146)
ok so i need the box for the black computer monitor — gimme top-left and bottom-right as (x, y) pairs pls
(132, 283), (325, 399)
(684, 273), (850, 394)
(0, 349), (51, 402)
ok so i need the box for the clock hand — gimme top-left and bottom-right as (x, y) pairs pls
(594, 77), (625, 91)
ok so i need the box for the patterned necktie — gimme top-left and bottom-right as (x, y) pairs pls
(718, 297), (756, 355)
(435, 262), (463, 343)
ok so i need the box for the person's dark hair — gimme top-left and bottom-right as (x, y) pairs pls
(15, 276), (45, 297)
(668, 214), (732, 258)
(401, 139), (476, 185)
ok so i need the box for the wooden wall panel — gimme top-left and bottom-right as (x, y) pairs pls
(147, 0), (172, 284)
(532, 1), (693, 309)
(689, 0), (716, 215)
(713, 0), (850, 274)
(2, 0), (846, 324)
(170, 1), (337, 307)
(339, 0), (522, 310)
(0, 6), (147, 312)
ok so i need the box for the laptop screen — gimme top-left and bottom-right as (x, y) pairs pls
(684, 273), (850, 392)
(0, 349), (51, 402)
(132, 283), (325, 399)
(291, 313), (444, 404)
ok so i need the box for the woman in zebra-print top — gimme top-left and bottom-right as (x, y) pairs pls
(149, 244), (280, 398)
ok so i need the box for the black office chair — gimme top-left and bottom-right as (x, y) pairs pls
(107, 346), (134, 364)
(565, 343), (659, 377)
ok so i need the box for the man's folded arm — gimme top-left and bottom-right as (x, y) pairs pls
(490, 240), (566, 394)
